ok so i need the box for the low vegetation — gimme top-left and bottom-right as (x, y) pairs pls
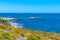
(0, 24), (60, 40)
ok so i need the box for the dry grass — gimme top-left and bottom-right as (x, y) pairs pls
(0, 24), (60, 40)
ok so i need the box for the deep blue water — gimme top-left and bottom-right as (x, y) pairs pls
(0, 13), (60, 33)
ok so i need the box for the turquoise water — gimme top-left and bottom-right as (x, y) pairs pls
(0, 13), (60, 33)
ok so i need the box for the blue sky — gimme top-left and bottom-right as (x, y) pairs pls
(0, 0), (60, 13)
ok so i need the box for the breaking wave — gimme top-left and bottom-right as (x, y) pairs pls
(9, 22), (23, 28)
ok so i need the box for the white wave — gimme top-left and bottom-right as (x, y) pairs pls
(9, 22), (23, 28)
(29, 16), (42, 19)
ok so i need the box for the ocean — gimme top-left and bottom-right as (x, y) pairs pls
(0, 13), (60, 33)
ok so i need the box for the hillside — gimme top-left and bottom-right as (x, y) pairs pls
(0, 24), (60, 40)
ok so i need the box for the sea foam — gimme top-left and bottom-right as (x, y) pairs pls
(9, 22), (23, 28)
